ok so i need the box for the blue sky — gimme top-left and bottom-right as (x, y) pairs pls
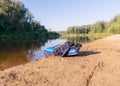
(20, 0), (120, 31)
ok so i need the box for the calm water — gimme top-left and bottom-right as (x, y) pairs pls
(0, 36), (92, 70)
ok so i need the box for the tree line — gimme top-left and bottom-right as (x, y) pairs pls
(67, 14), (120, 34)
(0, 0), (60, 40)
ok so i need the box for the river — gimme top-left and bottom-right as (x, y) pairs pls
(0, 36), (94, 70)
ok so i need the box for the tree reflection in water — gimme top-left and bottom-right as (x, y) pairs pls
(0, 36), (96, 70)
(0, 39), (47, 70)
(67, 36), (91, 44)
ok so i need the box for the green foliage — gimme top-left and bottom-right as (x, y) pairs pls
(67, 14), (120, 35)
(107, 14), (120, 34)
(48, 31), (61, 39)
(90, 21), (107, 33)
(0, 0), (45, 32)
(67, 25), (91, 34)
(0, 0), (60, 40)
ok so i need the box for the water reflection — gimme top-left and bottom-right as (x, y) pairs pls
(67, 36), (91, 44)
(0, 36), (94, 70)
(0, 38), (67, 70)
(0, 39), (47, 70)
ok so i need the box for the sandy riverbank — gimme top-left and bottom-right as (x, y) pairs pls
(0, 34), (120, 86)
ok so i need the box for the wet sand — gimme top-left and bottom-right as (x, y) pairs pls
(0, 34), (120, 86)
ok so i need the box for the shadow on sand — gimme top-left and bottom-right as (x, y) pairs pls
(79, 51), (101, 56)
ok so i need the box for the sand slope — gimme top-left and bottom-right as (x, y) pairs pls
(0, 34), (120, 86)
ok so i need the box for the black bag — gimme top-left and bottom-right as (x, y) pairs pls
(54, 42), (74, 57)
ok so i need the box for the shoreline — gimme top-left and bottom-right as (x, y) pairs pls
(0, 34), (120, 86)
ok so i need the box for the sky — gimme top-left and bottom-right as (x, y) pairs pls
(20, 0), (120, 31)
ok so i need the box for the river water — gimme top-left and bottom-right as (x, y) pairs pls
(0, 36), (94, 70)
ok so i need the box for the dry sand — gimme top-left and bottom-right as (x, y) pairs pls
(0, 34), (120, 86)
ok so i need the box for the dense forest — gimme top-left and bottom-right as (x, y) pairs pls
(67, 14), (120, 34)
(0, 0), (60, 40)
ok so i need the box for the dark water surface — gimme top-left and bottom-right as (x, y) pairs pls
(0, 36), (93, 70)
